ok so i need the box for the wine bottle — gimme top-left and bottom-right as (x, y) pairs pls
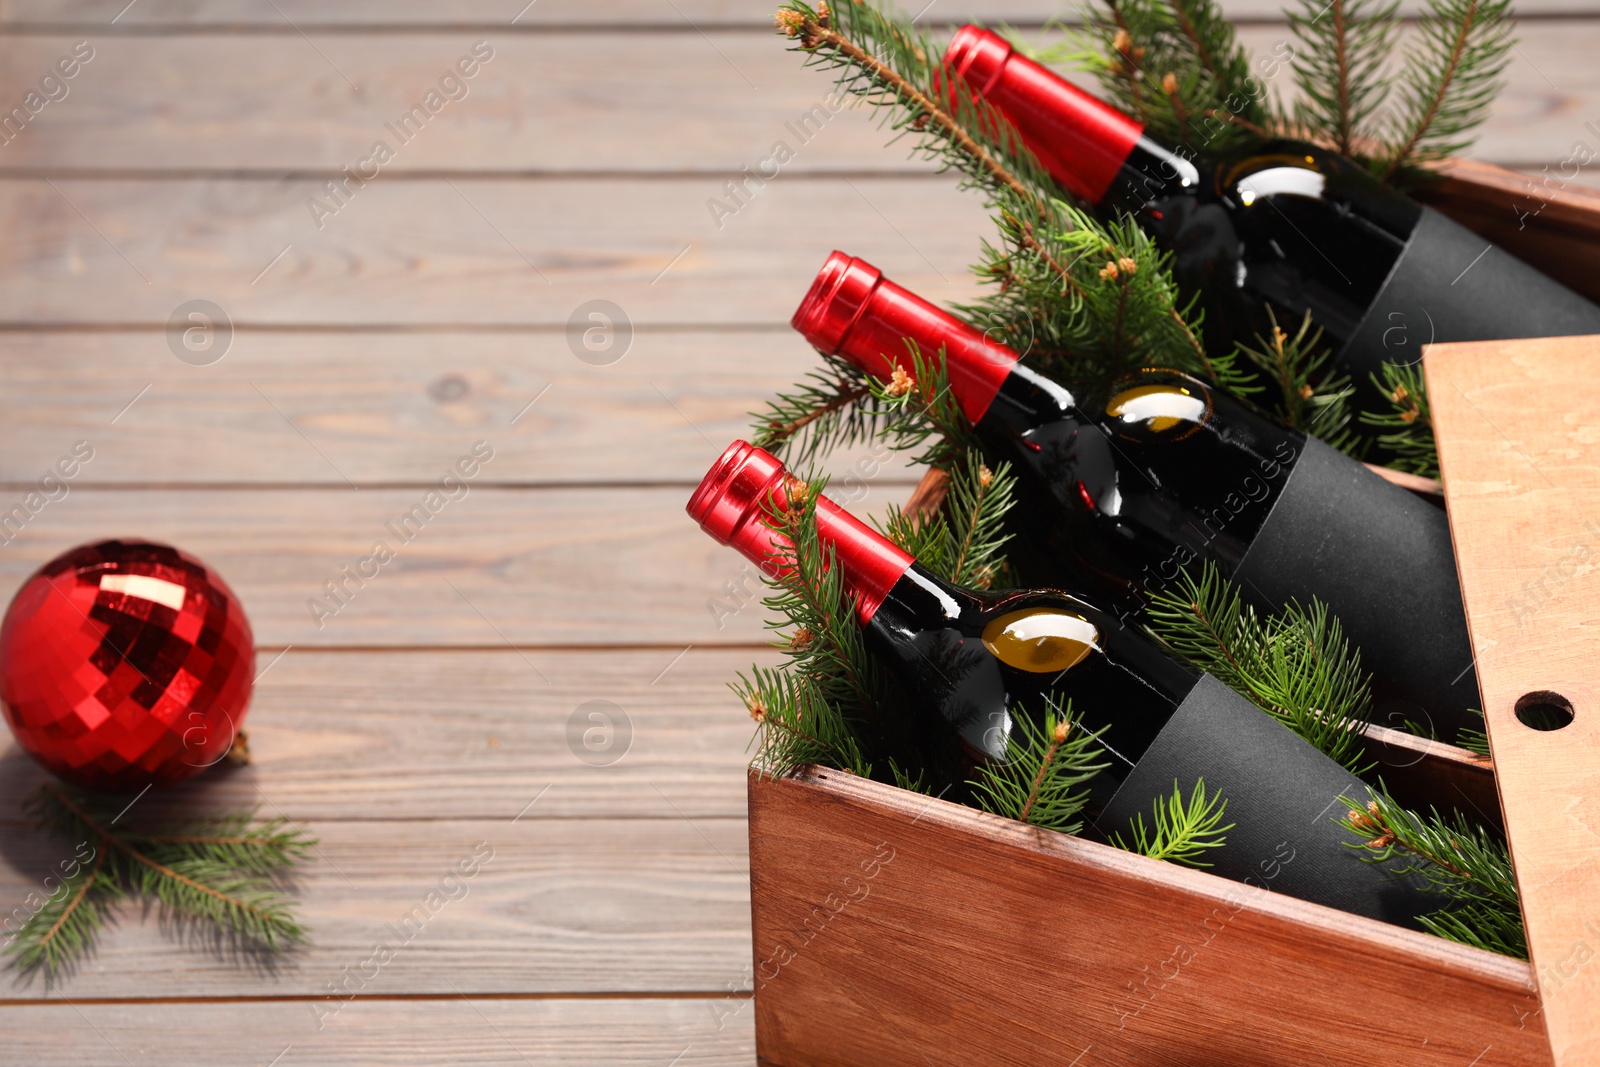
(690, 439), (1432, 927)
(943, 26), (1600, 396)
(794, 250), (1478, 741)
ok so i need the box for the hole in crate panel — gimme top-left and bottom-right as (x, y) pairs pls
(1514, 691), (1575, 731)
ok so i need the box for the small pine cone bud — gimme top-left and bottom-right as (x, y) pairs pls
(747, 698), (768, 724)
(1392, 385), (1410, 404)
(887, 365), (915, 397)
(1298, 383), (1314, 400)
(800, 33), (821, 48)
(1367, 833), (1396, 850)
(1162, 72), (1178, 95)
(978, 464), (994, 488)
(1098, 262), (1120, 281)
(775, 10), (805, 36)
(789, 627), (815, 651)
(1113, 28), (1134, 54)
(784, 474), (812, 505)
(1400, 409), (1419, 423)
(911, 112), (930, 130)
(1117, 256), (1137, 275)
(1052, 718), (1071, 744)
(816, 0), (831, 27)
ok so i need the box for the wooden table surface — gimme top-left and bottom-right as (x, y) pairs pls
(0, 2), (1592, 1063)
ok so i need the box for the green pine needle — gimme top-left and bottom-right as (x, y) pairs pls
(1360, 363), (1439, 478)
(1377, 0), (1515, 179)
(1340, 789), (1525, 957)
(1288, 0), (1401, 157)
(1145, 562), (1374, 773)
(968, 701), (1112, 835)
(1234, 309), (1358, 454)
(1109, 778), (1233, 868)
(6, 784), (315, 975)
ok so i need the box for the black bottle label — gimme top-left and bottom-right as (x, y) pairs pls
(1232, 436), (1476, 738)
(1092, 674), (1432, 928)
(1342, 205), (1600, 380)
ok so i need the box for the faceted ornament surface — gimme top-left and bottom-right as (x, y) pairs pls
(0, 540), (254, 793)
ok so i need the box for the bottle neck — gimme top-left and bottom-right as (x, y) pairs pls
(795, 254), (1021, 425)
(945, 26), (1145, 204)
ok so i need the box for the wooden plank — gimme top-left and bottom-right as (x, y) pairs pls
(1427, 335), (1600, 1066)
(2, 0), (1597, 27)
(750, 768), (1549, 1067)
(0, 649), (764, 820)
(0, 329), (919, 486)
(0, 486), (836, 646)
(0, 26), (1592, 174)
(0, 817), (751, 998)
(0, 998), (755, 1067)
(0, 177), (986, 325)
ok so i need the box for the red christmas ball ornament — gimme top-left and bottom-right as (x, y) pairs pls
(0, 540), (254, 793)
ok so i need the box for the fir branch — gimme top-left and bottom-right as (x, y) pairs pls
(942, 454), (1017, 588)
(751, 355), (884, 467)
(1457, 707), (1491, 758)
(968, 701), (1112, 834)
(1233, 309), (1357, 451)
(7, 785), (314, 974)
(1360, 362), (1439, 478)
(776, 2), (1056, 219)
(1109, 778), (1233, 867)
(1146, 563), (1373, 773)
(1288, 0), (1400, 156)
(738, 663), (872, 779)
(1342, 790), (1525, 956)
(1377, 0), (1514, 179)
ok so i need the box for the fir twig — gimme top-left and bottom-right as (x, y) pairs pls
(6, 785), (315, 975)
(968, 702), (1111, 834)
(1109, 778), (1233, 867)
(1146, 563), (1373, 773)
(1234, 309), (1357, 451)
(1288, 0), (1400, 156)
(1342, 790), (1525, 956)
(1377, 0), (1514, 179)
(1360, 362), (1439, 478)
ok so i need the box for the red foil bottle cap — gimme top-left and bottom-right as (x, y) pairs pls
(793, 251), (1020, 425)
(944, 25), (1144, 204)
(687, 441), (913, 624)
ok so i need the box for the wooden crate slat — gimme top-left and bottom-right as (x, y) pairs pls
(0, 177), (985, 325)
(0, 998), (754, 1067)
(750, 768), (1549, 1067)
(1427, 334), (1600, 1065)
(0, 648), (763, 820)
(0, 329), (918, 486)
(0, 817), (750, 999)
(0, 27), (1591, 173)
(0, 486), (814, 646)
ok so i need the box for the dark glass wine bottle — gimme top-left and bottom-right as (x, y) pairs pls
(794, 250), (1478, 741)
(690, 439), (1432, 927)
(943, 26), (1600, 398)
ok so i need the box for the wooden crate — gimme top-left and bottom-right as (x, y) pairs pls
(746, 159), (1600, 1067)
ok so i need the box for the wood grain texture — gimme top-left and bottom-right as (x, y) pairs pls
(0, 486), (922, 646)
(2, 0), (1598, 27)
(0, 329), (918, 485)
(0, 26), (1593, 174)
(0, 648), (764, 820)
(0, 817), (751, 998)
(0, 177), (986, 325)
(1427, 335), (1600, 1066)
(0, 997), (754, 1067)
(750, 768), (1549, 1067)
